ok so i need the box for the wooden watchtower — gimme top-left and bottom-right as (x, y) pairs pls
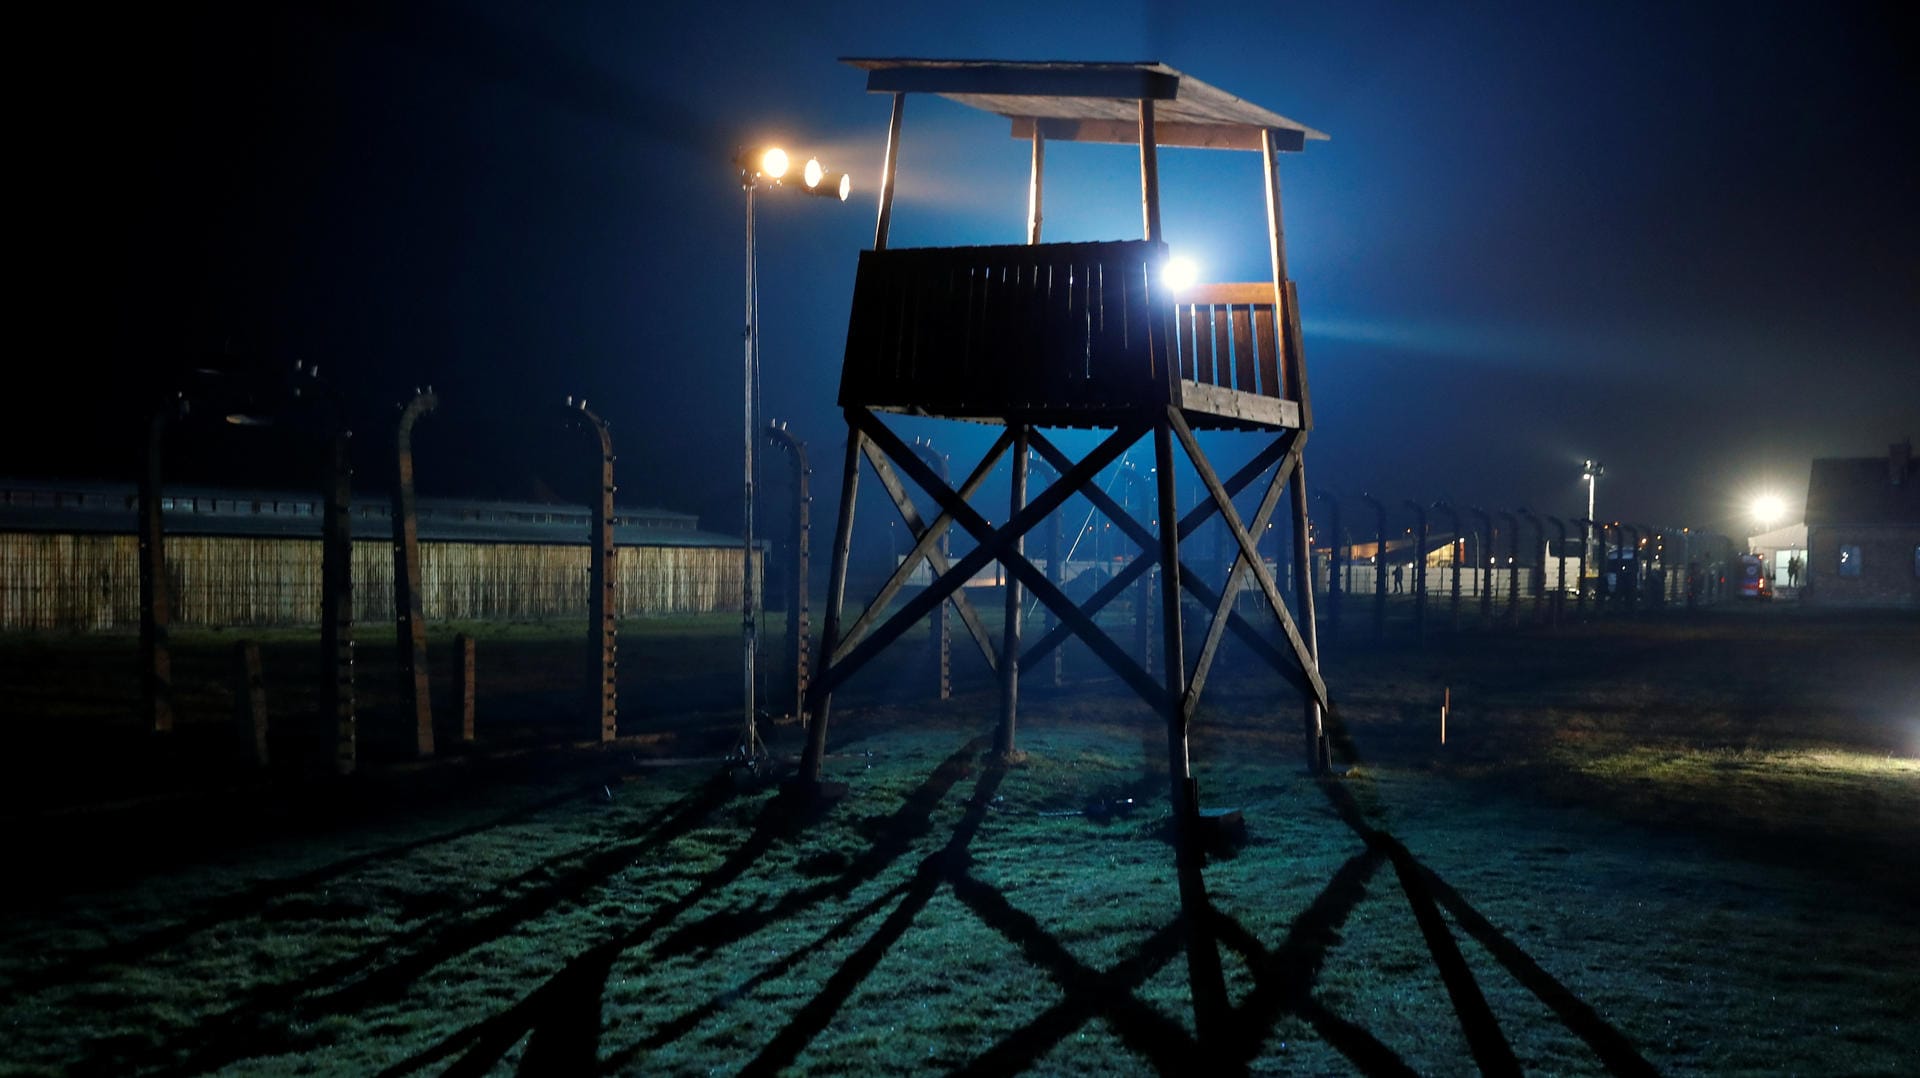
(797, 56), (1333, 849)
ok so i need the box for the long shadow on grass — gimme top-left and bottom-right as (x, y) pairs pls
(650, 736), (991, 960)
(1210, 850), (1415, 1075)
(1315, 774), (1657, 1076)
(2, 788), (583, 1003)
(736, 760), (1011, 1077)
(947, 842), (1412, 1076)
(378, 738), (992, 1076)
(73, 775), (734, 1077)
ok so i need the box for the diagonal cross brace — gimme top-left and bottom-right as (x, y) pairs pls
(1027, 428), (1317, 701)
(1182, 441), (1295, 719)
(1021, 431), (1295, 672)
(1169, 409), (1329, 709)
(844, 410), (1169, 709)
(817, 411), (1152, 702)
(835, 434), (1005, 670)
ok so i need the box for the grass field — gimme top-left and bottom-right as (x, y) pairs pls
(0, 605), (1915, 1074)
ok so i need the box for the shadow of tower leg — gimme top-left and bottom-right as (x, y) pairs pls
(1153, 416), (1231, 1050)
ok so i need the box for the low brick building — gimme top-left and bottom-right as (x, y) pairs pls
(1802, 440), (1919, 606)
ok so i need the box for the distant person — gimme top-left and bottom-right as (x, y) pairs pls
(1392, 563), (1404, 593)
(1787, 555), (1802, 588)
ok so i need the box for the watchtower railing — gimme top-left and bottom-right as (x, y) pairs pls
(839, 239), (1172, 421)
(1171, 282), (1290, 400)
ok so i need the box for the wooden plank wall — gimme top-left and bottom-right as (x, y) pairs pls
(0, 532), (755, 631)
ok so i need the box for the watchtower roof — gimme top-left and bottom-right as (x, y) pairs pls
(842, 58), (1328, 151)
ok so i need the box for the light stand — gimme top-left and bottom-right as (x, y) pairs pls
(734, 147), (851, 767)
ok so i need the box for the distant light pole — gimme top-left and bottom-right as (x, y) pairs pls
(1582, 459), (1605, 580)
(737, 145), (851, 764)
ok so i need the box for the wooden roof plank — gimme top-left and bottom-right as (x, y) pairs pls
(1012, 117), (1305, 152)
(862, 63), (1179, 101)
(843, 58), (1328, 145)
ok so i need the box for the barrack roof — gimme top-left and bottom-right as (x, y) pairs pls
(841, 58), (1328, 151)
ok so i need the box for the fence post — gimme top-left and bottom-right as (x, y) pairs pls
(1498, 511), (1521, 626)
(1545, 515), (1568, 625)
(232, 640), (268, 767)
(1357, 493), (1387, 640)
(392, 389), (438, 758)
(139, 398), (182, 734)
(767, 422), (813, 718)
(567, 397), (618, 744)
(1313, 490), (1342, 641)
(320, 425), (356, 777)
(1468, 506), (1494, 626)
(1404, 500), (1428, 642)
(455, 632), (476, 743)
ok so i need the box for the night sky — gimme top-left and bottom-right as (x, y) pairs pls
(14, 1), (1916, 538)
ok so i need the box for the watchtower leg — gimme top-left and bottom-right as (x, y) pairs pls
(1290, 457), (1329, 770)
(1153, 416), (1230, 1042)
(993, 425), (1029, 762)
(798, 429), (863, 787)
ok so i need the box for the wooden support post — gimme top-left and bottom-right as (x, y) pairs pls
(1045, 482), (1062, 688)
(1026, 127), (1045, 245)
(392, 390), (437, 758)
(232, 640), (268, 768)
(1293, 458), (1328, 770)
(455, 632), (476, 743)
(320, 428), (356, 777)
(138, 401), (176, 735)
(1154, 415), (1229, 1044)
(874, 93), (905, 251)
(1138, 100), (1162, 242)
(994, 425), (1029, 761)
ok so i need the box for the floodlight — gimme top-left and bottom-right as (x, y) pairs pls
(802, 171), (852, 200)
(761, 147), (789, 179)
(804, 157), (825, 188)
(1162, 255), (1199, 293)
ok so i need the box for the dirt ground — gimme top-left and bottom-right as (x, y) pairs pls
(0, 605), (1915, 1074)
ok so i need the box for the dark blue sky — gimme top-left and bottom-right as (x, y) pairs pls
(16, 1), (1916, 537)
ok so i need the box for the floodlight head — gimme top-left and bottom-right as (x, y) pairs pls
(1162, 255), (1199, 293)
(737, 146), (790, 179)
(802, 171), (852, 200)
(803, 157), (825, 188)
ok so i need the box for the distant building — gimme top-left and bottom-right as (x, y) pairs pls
(1802, 440), (1919, 606)
(1746, 522), (1808, 585)
(0, 479), (754, 630)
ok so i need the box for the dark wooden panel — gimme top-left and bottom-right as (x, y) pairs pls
(1231, 306), (1257, 392)
(1253, 306), (1278, 397)
(1209, 305), (1232, 389)
(840, 240), (1176, 417)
